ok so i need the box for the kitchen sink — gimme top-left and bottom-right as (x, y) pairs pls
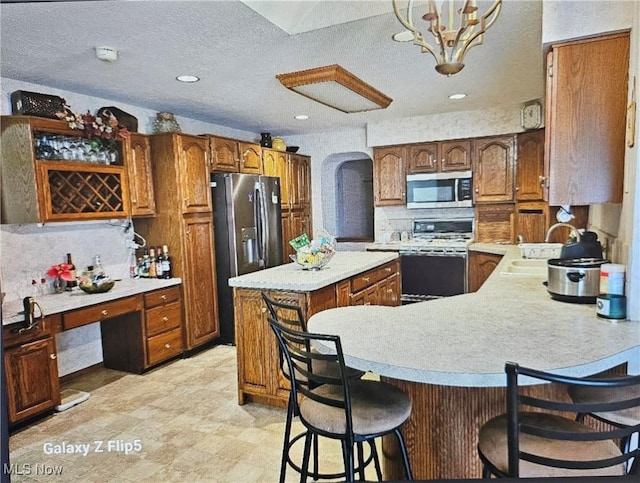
(501, 258), (548, 277)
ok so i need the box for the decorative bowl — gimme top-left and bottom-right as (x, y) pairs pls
(79, 280), (115, 294)
(286, 146), (299, 153)
(290, 250), (334, 271)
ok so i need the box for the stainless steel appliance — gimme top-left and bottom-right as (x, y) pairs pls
(406, 170), (473, 209)
(212, 173), (283, 344)
(399, 218), (473, 303)
(546, 257), (609, 304)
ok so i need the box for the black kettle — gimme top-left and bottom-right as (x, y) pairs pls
(560, 230), (603, 259)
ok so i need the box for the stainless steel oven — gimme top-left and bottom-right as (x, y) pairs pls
(399, 218), (473, 304)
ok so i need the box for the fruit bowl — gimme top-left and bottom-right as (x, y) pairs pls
(290, 250), (334, 271)
(79, 279), (115, 294)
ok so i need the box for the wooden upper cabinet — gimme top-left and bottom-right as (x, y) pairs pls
(408, 143), (438, 173)
(516, 129), (545, 202)
(373, 146), (406, 206)
(407, 139), (471, 174)
(473, 135), (515, 204)
(210, 136), (240, 172)
(545, 32), (629, 205)
(239, 142), (262, 174)
(1, 116), (130, 223)
(440, 139), (472, 171)
(289, 154), (311, 209)
(124, 133), (156, 217)
(176, 134), (212, 213)
(263, 149), (290, 206)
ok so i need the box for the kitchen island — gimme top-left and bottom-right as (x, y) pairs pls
(308, 244), (640, 479)
(228, 251), (399, 407)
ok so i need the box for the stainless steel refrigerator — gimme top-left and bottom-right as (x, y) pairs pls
(212, 173), (283, 344)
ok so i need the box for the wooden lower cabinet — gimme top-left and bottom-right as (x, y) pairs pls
(234, 286), (336, 407)
(468, 252), (503, 292)
(234, 260), (401, 407)
(350, 261), (400, 306)
(3, 313), (61, 425)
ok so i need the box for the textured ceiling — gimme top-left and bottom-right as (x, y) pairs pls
(0, 0), (545, 136)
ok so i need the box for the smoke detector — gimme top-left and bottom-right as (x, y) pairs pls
(95, 46), (118, 62)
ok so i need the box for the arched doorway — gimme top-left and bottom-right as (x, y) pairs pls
(321, 152), (374, 245)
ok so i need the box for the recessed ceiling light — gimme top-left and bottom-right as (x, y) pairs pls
(176, 75), (200, 83)
(449, 93), (467, 100)
(294, 115), (309, 120)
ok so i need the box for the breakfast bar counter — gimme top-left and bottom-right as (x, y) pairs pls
(308, 245), (640, 479)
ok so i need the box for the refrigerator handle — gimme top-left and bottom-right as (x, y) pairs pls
(255, 183), (266, 267)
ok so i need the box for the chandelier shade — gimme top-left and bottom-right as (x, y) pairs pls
(392, 0), (502, 76)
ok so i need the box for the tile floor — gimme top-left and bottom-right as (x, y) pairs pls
(8, 345), (377, 482)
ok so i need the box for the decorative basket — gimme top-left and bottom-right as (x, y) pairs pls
(97, 106), (138, 132)
(11, 90), (65, 119)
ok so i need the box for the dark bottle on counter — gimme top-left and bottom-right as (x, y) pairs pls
(155, 246), (164, 279)
(161, 244), (172, 279)
(148, 247), (157, 278)
(65, 253), (77, 290)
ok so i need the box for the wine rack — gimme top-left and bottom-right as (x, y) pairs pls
(36, 161), (130, 221)
(1, 116), (132, 224)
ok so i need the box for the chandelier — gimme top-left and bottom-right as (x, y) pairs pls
(392, 0), (502, 76)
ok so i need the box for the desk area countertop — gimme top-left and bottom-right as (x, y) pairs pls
(308, 244), (640, 387)
(2, 278), (182, 326)
(228, 251), (398, 292)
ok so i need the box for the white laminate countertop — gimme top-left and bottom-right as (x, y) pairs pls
(309, 244), (640, 388)
(2, 278), (182, 326)
(228, 251), (398, 292)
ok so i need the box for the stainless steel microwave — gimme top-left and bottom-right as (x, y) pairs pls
(406, 170), (473, 209)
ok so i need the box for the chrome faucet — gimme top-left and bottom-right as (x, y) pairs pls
(544, 223), (581, 243)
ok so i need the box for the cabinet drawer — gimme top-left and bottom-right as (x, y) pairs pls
(145, 302), (182, 337)
(351, 262), (396, 293)
(144, 286), (180, 308)
(146, 328), (183, 366)
(63, 296), (142, 330)
(3, 313), (61, 348)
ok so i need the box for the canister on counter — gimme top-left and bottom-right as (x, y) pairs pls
(599, 263), (625, 295)
(596, 294), (627, 320)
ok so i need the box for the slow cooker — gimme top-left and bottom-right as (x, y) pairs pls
(546, 258), (609, 303)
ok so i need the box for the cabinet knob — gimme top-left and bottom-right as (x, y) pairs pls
(363, 277), (370, 282)
(163, 316), (169, 322)
(101, 309), (108, 316)
(161, 295), (167, 300)
(515, 187), (519, 192)
(385, 267), (392, 272)
(261, 307), (267, 313)
(475, 187), (479, 193)
(132, 199), (137, 203)
(50, 353), (57, 360)
(164, 343), (171, 349)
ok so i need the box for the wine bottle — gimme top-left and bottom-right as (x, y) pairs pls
(65, 253), (77, 290)
(155, 246), (164, 279)
(148, 247), (157, 278)
(162, 244), (172, 279)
